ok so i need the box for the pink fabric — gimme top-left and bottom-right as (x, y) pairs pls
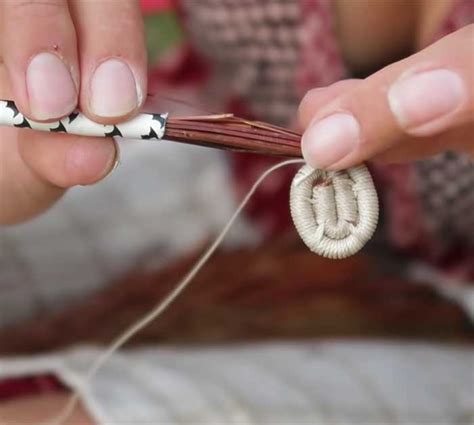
(141, 0), (175, 14)
(297, 0), (346, 92)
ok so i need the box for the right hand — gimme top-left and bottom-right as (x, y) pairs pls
(0, 0), (148, 224)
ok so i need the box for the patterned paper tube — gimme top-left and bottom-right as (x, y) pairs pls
(0, 100), (167, 140)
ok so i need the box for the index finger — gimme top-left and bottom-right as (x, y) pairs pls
(69, 0), (147, 124)
(0, 0), (79, 121)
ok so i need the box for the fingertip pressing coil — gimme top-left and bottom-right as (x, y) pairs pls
(290, 164), (379, 259)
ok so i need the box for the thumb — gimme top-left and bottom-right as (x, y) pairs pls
(300, 25), (474, 170)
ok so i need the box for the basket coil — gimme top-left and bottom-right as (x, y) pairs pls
(290, 164), (379, 259)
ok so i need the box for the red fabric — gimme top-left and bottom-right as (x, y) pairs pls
(175, 0), (346, 237)
(225, 98), (298, 235)
(297, 0), (346, 92)
(148, 45), (210, 90)
(226, 0), (345, 236)
(141, 0), (176, 14)
(0, 375), (67, 401)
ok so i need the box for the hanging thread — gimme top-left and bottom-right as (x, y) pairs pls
(39, 157), (379, 424)
(0, 96), (382, 423)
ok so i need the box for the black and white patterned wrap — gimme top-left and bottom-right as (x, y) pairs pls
(0, 100), (167, 140)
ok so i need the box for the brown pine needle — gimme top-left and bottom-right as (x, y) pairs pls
(165, 115), (302, 158)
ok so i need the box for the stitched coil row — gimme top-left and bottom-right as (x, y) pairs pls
(290, 164), (379, 259)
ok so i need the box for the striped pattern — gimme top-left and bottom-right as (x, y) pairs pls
(1, 342), (472, 424)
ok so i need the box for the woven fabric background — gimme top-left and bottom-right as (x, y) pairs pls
(180, 0), (346, 236)
(181, 0), (344, 126)
(413, 0), (474, 256)
(377, 0), (474, 274)
(182, 0), (474, 272)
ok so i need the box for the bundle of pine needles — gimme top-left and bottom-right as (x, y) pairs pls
(165, 114), (302, 158)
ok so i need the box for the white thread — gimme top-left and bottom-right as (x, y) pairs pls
(290, 164), (379, 259)
(44, 159), (379, 424)
(43, 159), (305, 425)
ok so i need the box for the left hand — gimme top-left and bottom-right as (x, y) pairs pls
(0, 0), (146, 224)
(298, 25), (473, 170)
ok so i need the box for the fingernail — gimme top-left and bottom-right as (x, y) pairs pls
(105, 139), (121, 179)
(301, 113), (361, 168)
(388, 69), (466, 131)
(26, 52), (77, 120)
(90, 59), (140, 118)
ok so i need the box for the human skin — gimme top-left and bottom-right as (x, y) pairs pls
(1, 0), (472, 225)
(0, 0), (146, 224)
(0, 0), (472, 416)
(300, 1), (473, 169)
(0, 393), (94, 424)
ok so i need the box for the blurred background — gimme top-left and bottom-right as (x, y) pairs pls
(0, 1), (472, 424)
